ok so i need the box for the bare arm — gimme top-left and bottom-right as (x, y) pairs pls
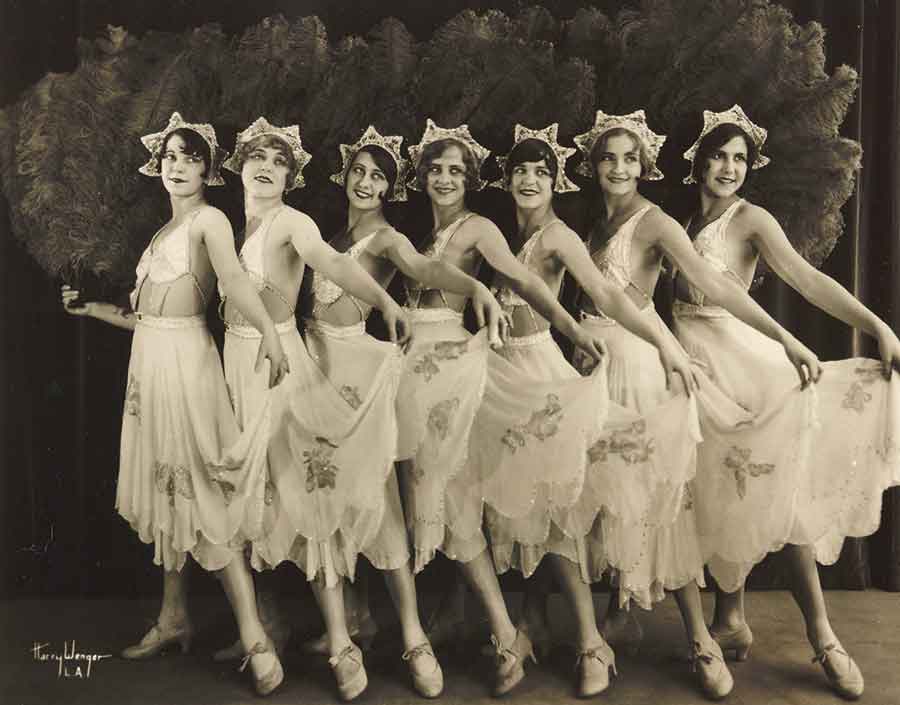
(547, 224), (695, 393)
(61, 286), (137, 331)
(289, 214), (409, 344)
(747, 205), (899, 376)
(471, 218), (604, 360)
(373, 228), (504, 343)
(201, 208), (288, 386)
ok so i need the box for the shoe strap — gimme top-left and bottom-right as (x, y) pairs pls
(690, 641), (723, 672)
(239, 641), (270, 673)
(402, 643), (435, 662)
(329, 644), (361, 669)
(575, 645), (610, 670)
(812, 642), (848, 665)
(490, 634), (519, 666)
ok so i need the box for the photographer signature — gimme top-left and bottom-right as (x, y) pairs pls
(31, 640), (112, 678)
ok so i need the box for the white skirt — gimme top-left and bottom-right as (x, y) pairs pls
(395, 308), (490, 572)
(573, 307), (712, 608)
(674, 301), (900, 592)
(116, 314), (271, 573)
(468, 330), (610, 578)
(299, 319), (410, 576)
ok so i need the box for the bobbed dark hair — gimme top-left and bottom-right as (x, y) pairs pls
(157, 128), (211, 178)
(690, 123), (759, 188)
(346, 144), (398, 201)
(505, 138), (558, 184)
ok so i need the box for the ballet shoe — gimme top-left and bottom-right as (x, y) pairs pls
(302, 615), (377, 655)
(599, 612), (643, 657)
(121, 620), (194, 659)
(329, 643), (368, 702)
(812, 642), (864, 700)
(491, 629), (536, 697)
(690, 640), (734, 700)
(709, 622), (753, 661)
(402, 642), (444, 698)
(238, 638), (284, 697)
(575, 640), (617, 698)
(214, 620), (291, 662)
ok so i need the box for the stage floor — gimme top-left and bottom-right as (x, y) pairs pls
(2, 589), (897, 705)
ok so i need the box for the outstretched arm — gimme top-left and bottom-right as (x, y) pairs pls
(746, 206), (899, 377)
(471, 218), (605, 361)
(547, 224), (695, 393)
(202, 208), (289, 387)
(373, 228), (504, 345)
(658, 210), (823, 387)
(290, 214), (409, 345)
(61, 285), (137, 331)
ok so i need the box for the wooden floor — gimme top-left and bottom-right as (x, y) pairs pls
(1, 590), (898, 705)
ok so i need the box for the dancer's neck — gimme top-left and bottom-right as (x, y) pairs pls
(244, 192), (285, 221)
(431, 200), (467, 232)
(516, 201), (556, 238)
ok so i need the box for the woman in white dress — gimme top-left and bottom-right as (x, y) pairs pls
(61, 112), (291, 695)
(673, 105), (900, 700)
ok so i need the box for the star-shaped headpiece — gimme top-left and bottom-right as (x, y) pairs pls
(407, 119), (491, 191)
(138, 112), (227, 186)
(682, 104), (770, 184)
(491, 123), (579, 194)
(574, 109), (666, 181)
(330, 126), (410, 202)
(222, 117), (312, 191)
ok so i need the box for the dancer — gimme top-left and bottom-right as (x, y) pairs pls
(394, 118), (632, 697)
(674, 105), (900, 700)
(465, 122), (701, 697)
(567, 109), (827, 698)
(61, 112), (290, 695)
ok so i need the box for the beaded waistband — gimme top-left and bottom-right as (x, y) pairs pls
(403, 306), (464, 325)
(135, 313), (206, 329)
(304, 318), (367, 339)
(672, 300), (734, 319)
(225, 318), (297, 339)
(504, 328), (553, 348)
(579, 301), (655, 328)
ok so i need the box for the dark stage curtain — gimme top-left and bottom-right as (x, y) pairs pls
(1, 0), (898, 598)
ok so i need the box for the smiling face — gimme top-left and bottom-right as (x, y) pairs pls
(424, 143), (468, 208)
(593, 132), (642, 197)
(699, 135), (749, 199)
(239, 135), (294, 197)
(159, 132), (208, 197)
(510, 159), (554, 210)
(345, 149), (390, 211)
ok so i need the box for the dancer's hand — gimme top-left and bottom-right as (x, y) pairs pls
(658, 342), (697, 397)
(383, 301), (412, 351)
(470, 283), (506, 348)
(875, 323), (900, 379)
(573, 324), (608, 363)
(256, 331), (290, 388)
(60, 284), (93, 316)
(782, 336), (822, 389)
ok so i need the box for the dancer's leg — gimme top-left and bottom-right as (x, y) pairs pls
(381, 565), (429, 649)
(458, 549), (516, 646)
(782, 544), (837, 649)
(216, 554), (279, 681)
(674, 581), (734, 699)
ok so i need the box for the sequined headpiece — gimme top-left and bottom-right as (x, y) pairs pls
(491, 123), (579, 194)
(138, 112), (227, 186)
(222, 117), (312, 192)
(407, 119), (491, 191)
(330, 125), (410, 203)
(682, 104), (770, 184)
(574, 109), (666, 181)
